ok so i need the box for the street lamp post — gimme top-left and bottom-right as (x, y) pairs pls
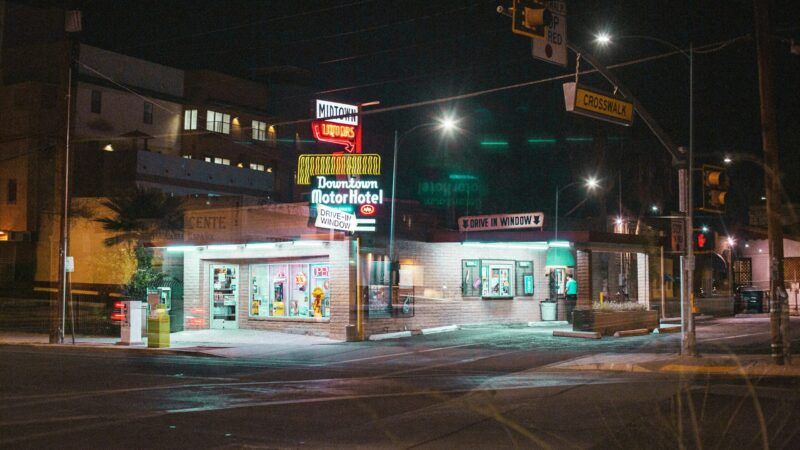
(595, 33), (698, 356)
(387, 117), (457, 299)
(554, 177), (599, 241)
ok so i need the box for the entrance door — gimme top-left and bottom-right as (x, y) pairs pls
(210, 264), (239, 329)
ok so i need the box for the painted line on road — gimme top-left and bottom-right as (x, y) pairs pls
(702, 332), (770, 342)
(330, 343), (478, 364)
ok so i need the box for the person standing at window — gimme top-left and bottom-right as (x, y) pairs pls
(565, 273), (578, 324)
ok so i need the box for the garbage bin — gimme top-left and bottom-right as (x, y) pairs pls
(739, 288), (765, 313)
(540, 301), (557, 321)
(147, 305), (170, 348)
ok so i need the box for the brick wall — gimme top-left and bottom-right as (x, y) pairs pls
(363, 241), (549, 336)
(577, 250), (592, 310)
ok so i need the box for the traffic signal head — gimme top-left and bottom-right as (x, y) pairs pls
(701, 165), (728, 212)
(512, 0), (552, 39)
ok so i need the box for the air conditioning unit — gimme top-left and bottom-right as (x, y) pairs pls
(8, 231), (31, 242)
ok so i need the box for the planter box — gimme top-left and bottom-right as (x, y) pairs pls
(572, 310), (659, 336)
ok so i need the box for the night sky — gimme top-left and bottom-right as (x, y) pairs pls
(16, 0), (800, 231)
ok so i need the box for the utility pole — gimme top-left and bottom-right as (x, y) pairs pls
(754, 0), (790, 364)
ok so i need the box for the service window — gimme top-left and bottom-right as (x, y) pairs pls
(461, 260), (482, 297)
(481, 261), (514, 299)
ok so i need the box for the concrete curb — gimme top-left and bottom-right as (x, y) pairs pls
(613, 329), (649, 337)
(654, 326), (681, 333)
(0, 341), (223, 358)
(421, 325), (459, 335)
(528, 321), (569, 327)
(660, 315), (715, 324)
(553, 330), (601, 339)
(368, 331), (412, 341)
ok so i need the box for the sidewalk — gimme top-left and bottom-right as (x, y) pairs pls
(540, 352), (800, 377)
(0, 329), (336, 358)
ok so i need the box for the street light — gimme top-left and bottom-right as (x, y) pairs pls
(594, 31), (698, 356)
(388, 116), (460, 263)
(554, 177), (599, 241)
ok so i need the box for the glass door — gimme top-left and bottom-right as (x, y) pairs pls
(210, 264), (238, 329)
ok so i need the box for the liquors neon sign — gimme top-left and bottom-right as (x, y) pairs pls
(312, 99), (362, 153)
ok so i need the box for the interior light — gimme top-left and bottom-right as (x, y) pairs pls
(166, 246), (199, 252)
(548, 241), (572, 248)
(207, 244), (240, 251)
(246, 242), (278, 249)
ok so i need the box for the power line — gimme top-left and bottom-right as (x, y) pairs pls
(270, 35), (750, 128)
(115, 0), (380, 52)
(153, 1), (490, 60)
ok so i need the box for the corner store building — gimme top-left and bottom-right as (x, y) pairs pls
(173, 206), (655, 340)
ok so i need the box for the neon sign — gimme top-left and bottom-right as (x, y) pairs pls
(310, 176), (384, 206)
(312, 99), (362, 153)
(359, 204), (377, 216)
(312, 120), (358, 152)
(296, 153), (381, 185)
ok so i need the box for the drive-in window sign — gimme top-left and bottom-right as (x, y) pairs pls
(315, 204), (357, 232)
(459, 212), (544, 232)
(563, 82), (634, 126)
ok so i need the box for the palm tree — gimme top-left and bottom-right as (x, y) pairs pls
(95, 188), (184, 301)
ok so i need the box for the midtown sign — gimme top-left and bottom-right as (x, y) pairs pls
(312, 99), (362, 153)
(458, 212), (544, 232)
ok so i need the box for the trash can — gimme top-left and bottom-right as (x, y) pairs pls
(147, 305), (170, 348)
(540, 301), (557, 321)
(739, 288), (765, 313)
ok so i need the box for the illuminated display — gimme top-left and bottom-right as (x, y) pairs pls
(315, 99), (359, 126)
(359, 204), (377, 216)
(312, 120), (358, 152)
(313, 99), (362, 153)
(310, 176), (384, 206)
(296, 153), (381, 185)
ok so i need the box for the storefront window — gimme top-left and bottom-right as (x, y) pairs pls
(462, 260), (529, 299)
(250, 262), (330, 319)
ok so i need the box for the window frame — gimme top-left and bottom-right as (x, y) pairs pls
(206, 110), (231, 134)
(252, 120), (267, 141)
(90, 90), (102, 114)
(6, 179), (17, 205)
(184, 109), (198, 130)
(143, 101), (153, 124)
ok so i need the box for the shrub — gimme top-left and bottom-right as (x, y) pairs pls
(592, 301), (648, 312)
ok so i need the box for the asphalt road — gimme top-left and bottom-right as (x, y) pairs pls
(1, 317), (799, 449)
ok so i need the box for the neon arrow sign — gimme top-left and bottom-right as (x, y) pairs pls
(312, 120), (358, 153)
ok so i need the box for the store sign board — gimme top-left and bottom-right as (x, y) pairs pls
(458, 212), (544, 232)
(315, 204), (357, 232)
(296, 153), (381, 185)
(563, 82), (634, 126)
(310, 176), (383, 233)
(315, 99), (359, 126)
(532, 1), (567, 67)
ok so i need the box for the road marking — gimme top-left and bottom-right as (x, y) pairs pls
(661, 364), (737, 374)
(702, 332), (769, 342)
(330, 343), (478, 364)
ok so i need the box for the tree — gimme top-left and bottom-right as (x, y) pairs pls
(95, 189), (183, 301)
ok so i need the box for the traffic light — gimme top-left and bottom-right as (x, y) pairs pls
(701, 164), (728, 213)
(511, 0), (552, 39)
(693, 227), (715, 252)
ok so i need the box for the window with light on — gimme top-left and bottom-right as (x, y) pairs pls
(250, 263), (330, 319)
(206, 110), (230, 134)
(184, 109), (197, 130)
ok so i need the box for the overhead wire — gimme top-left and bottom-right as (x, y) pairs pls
(155, 1), (491, 59)
(115, 0), (380, 51)
(269, 35), (751, 128)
